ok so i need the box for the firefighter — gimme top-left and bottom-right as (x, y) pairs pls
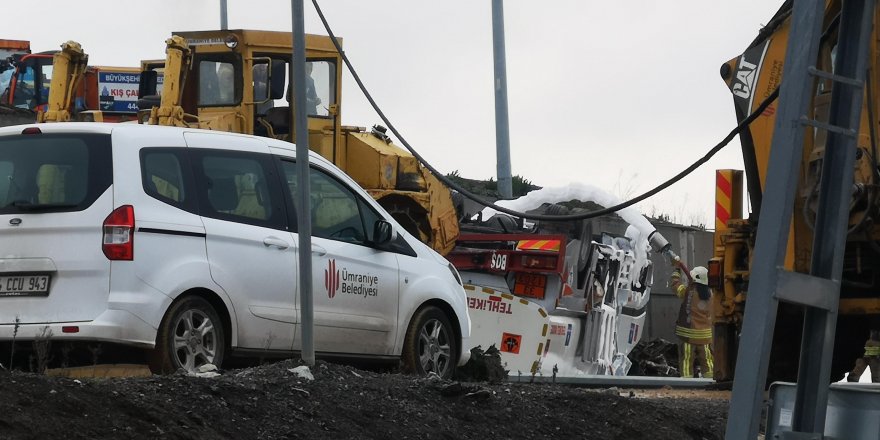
(846, 329), (880, 383)
(670, 265), (714, 378)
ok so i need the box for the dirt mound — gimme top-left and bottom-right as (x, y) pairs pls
(0, 359), (727, 439)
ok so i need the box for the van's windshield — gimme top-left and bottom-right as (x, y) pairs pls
(0, 133), (112, 214)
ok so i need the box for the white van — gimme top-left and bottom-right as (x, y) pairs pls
(0, 123), (470, 376)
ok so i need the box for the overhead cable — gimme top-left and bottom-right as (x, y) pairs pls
(311, 0), (779, 222)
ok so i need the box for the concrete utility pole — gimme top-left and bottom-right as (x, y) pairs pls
(291, 0), (314, 366)
(220, 0), (228, 30)
(492, 0), (513, 199)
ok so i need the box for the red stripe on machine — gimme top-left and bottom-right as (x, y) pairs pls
(716, 172), (732, 198)
(716, 202), (730, 225)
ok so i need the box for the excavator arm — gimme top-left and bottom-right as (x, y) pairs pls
(146, 35), (191, 127)
(38, 41), (88, 123)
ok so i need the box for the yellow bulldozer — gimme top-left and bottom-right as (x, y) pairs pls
(137, 30), (459, 255)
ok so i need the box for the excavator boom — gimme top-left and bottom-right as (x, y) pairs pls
(38, 41), (88, 123)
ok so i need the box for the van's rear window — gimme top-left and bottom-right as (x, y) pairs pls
(0, 133), (112, 213)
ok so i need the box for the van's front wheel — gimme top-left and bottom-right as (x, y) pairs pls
(402, 306), (457, 379)
(150, 296), (225, 374)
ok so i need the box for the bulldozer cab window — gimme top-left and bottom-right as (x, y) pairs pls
(304, 60), (335, 118)
(253, 57), (335, 118)
(198, 60), (238, 107)
(270, 60), (334, 115)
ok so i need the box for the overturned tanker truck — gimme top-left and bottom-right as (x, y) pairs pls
(448, 185), (684, 378)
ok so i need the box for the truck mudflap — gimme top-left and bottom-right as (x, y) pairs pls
(464, 284), (548, 375)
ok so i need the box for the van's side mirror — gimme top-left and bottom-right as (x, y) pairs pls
(138, 70), (158, 98)
(270, 60), (286, 100)
(372, 220), (394, 246)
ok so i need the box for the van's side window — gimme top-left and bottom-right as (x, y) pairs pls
(193, 150), (285, 229)
(141, 149), (193, 211)
(280, 160), (381, 245)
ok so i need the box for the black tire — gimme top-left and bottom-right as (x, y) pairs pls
(401, 306), (458, 379)
(150, 296), (226, 374)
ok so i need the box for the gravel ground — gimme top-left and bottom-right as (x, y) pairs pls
(0, 358), (729, 440)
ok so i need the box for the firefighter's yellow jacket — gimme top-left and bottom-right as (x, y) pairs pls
(671, 271), (713, 345)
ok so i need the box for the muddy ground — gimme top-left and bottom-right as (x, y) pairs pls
(0, 357), (729, 440)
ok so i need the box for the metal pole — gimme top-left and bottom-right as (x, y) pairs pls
(724, 1), (826, 438)
(220, 0), (228, 30)
(793, 0), (873, 432)
(291, 0), (314, 366)
(492, 0), (513, 199)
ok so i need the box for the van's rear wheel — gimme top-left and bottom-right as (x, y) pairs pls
(402, 306), (457, 379)
(150, 296), (225, 374)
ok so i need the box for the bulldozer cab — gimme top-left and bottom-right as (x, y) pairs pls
(143, 30), (344, 166)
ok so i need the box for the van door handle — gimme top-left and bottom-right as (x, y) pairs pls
(311, 244), (327, 256)
(263, 237), (290, 249)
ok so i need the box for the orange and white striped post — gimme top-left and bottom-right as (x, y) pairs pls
(714, 170), (743, 249)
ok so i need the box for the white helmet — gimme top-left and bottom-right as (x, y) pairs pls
(690, 266), (709, 286)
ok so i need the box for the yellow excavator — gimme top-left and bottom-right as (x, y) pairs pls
(1, 40), (88, 126)
(713, 0), (880, 382)
(137, 30), (459, 255)
(2, 40), (143, 127)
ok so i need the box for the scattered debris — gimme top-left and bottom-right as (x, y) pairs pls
(423, 371), (442, 383)
(198, 364), (218, 373)
(628, 338), (680, 377)
(189, 364), (221, 378)
(464, 389), (492, 401)
(288, 365), (314, 381)
(438, 382), (464, 397)
(292, 387), (311, 397)
(454, 345), (508, 383)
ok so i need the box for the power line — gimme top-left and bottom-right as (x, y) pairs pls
(311, 0), (778, 222)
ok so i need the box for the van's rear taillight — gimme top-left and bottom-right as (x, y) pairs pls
(103, 205), (134, 260)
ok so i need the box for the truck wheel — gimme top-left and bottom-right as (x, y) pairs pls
(402, 306), (457, 379)
(150, 296), (225, 374)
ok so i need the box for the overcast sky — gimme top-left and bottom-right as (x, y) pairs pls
(10, 1), (784, 227)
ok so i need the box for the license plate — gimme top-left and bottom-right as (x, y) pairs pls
(0, 275), (51, 297)
(514, 273), (547, 299)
